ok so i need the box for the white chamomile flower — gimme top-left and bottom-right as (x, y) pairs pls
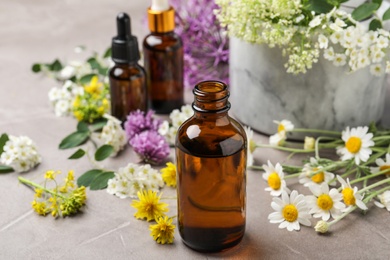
(269, 132), (286, 146)
(318, 34), (328, 49)
(273, 119), (294, 134)
(370, 153), (390, 175)
(370, 64), (383, 76)
(262, 160), (290, 196)
(374, 190), (390, 211)
(268, 190), (311, 231)
(333, 53), (347, 66)
(337, 126), (374, 165)
(303, 136), (315, 150)
(323, 47), (335, 61)
(299, 157), (335, 187)
(306, 183), (345, 221)
(336, 175), (367, 211)
(244, 126), (255, 167)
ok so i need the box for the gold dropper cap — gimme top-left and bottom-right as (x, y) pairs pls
(147, 6), (175, 33)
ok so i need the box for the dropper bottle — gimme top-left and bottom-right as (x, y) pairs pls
(109, 12), (147, 122)
(143, 0), (184, 114)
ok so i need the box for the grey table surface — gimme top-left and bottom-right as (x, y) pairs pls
(1, 1), (390, 259)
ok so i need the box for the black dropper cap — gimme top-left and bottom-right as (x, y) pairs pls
(111, 13), (140, 64)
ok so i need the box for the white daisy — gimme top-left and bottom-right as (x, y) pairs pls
(336, 175), (367, 211)
(244, 126), (255, 167)
(370, 153), (390, 175)
(268, 190), (311, 231)
(299, 157), (335, 187)
(269, 132), (286, 146)
(374, 190), (390, 211)
(273, 120), (294, 134)
(306, 183), (345, 221)
(337, 126), (374, 165)
(262, 160), (290, 196)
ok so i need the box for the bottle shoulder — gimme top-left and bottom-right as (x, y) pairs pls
(143, 32), (183, 50)
(109, 63), (146, 79)
(176, 116), (247, 157)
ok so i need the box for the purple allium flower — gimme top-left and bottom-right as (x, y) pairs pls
(129, 130), (170, 165)
(170, 0), (229, 88)
(124, 110), (162, 140)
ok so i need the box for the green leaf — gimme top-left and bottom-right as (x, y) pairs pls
(0, 133), (9, 155)
(98, 67), (108, 76)
(68, 148), (86, 159)
(304, 0), (334, 14)
(49, 59), (63, 71)
(369, 19), (382, 31)
(352, 3), (379, 21)
(383, 7), (390, 20)
(59, 131), (90, 149)
(32, 63), (41, 73)
(373, 0), (383, 6)
(77, 121), (89, 132)
(79, 73), (97, 85)
(77, 169), (103, 187)
(90, 118), (108, 132)
(90, 171), (115, 190)
(0, 165), (14, 173)
(87, 57), (101, 70)
(95, 145), (114, 161)
(103, 47), (112, 59)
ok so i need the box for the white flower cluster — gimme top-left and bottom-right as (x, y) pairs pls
(0, 135), (41, 172)
(106, 163), (164, 198)
(48, 80), (84, 117)
(99, 114), (128, 156)
(311, 9), (390, 76)
(159, 104), (193, 145)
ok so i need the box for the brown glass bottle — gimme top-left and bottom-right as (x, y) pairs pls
(143, 6), (184, 114)
(175, 81), (247, 252)
(109, 63), (147, 122)
(109, 13), (147, 122)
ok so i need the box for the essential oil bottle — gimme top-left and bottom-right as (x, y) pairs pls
(143, 0), (184, 114)
(175, 81), (247, 252)
(109, 12), (147, 122)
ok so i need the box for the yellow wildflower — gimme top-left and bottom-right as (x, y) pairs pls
(161, 162), (177, 187)
(32, 200), (50, 216)
(44, 170), (59, 180)
(84, 76), (102, 95)
(149, 216), (175, 244)
(34, 188), (43, 198)
(131, 190), (168, 221)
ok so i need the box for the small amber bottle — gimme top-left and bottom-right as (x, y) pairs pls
(175, 81), (247, 252)
(109, 13), (147, 122)
(143, 0), (184, 114)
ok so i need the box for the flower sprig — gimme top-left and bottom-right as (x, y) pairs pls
(18, 170), (87, 217)
(250, 119), (390, 233)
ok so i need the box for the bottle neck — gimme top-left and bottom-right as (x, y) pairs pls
(192, 81), (230, 118)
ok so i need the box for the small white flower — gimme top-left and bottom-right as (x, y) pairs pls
(244, 126), (254, 167)
(371, 50), (385, 63)
(273, 119), (294, 134)
(269, 132), (286, 146)
(303, 136), (315, 150)
(54, 99), (72, 117)
(48, 87), (61, 103)
(374, 190), (390, 211)
(158, 120), (170, 136)
(370, 153), (390, 175)
(262, 160), (290, 196)
(386, 61), (390, 73)
(309, 15), (322, 28)
(337, 126), (374, 165)
(306, 183), (345, 221)
(376, 35), (389, 49)
(99, 114), (128, 156)
(356, 54), (370, 69)
(330, 31), (343, 44)
(58, 65), (76, 80)
(318, 34), (328, 49)
(323, 47), (335, 61)
(333, 53), (347, 66)
(268, 190), (311, 231)
(337, 175), (367, 211)
(370, 64), (383, 76)
(0, 135), (41, 173)
(299, 158), (335, 187)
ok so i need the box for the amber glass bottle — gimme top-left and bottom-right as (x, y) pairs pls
(109, 13), (147, 122)
(175, 81), (247, 252)
(143, 4), (183, 114)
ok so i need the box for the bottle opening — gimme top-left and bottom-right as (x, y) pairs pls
(193, 81), (230, 113)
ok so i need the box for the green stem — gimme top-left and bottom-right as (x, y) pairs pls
(291, 128), (341, 136)
(284, 172), (301, 179)
(18, 177), (65, 199)
(363, 185), (390, 203)
(255, 144), (314, 153)
(328, 205), (357, 228)
(349, 168), (390, 185)
(358, 178), (390, 194)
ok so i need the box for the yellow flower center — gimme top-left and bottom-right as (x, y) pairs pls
(282, 204), (298, 222)
(342, 187), (356, 206)
(345, 136), (362, 154)
(278, 124), (285, 133)
(317, 194), (333, 210)
(311, 168), (325, 183)
(380, 165), (390, 176)
(268, 172), (281, 190)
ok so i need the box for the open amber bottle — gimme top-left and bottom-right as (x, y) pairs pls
(175, 81), (247, 252)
